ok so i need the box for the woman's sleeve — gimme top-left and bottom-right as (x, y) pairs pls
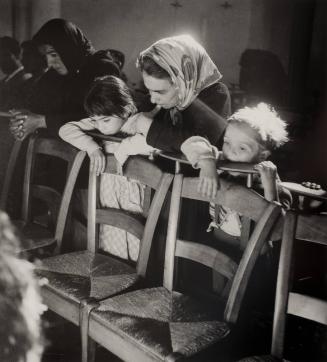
(59, 118), (101, 156)
(114, 134), (156, 166)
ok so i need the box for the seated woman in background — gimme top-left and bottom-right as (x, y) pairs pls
(0, 211), (45, 362)
(9, 18), (120, 140)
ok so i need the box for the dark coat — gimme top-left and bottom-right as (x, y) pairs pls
(146, 81), (231, 152)
(0, 69), (31, 110)
(31, 19), (120, 135)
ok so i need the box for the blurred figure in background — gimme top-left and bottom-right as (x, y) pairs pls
(9, 18), (120, 140)
(0, 36), (31, 110)
(21, 40), (48, 81)
(0, 210), (45, 362)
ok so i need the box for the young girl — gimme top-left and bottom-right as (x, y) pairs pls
(59, 75), (156, 262)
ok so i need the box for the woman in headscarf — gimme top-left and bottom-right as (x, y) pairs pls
(135, 36), (231, 285)
(9, 18), (120, 139)
(136, 35), (231, 152)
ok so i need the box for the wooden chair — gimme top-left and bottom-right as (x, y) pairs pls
(86, 174), (282, 362)
(0, 139), (23, 210)
(1, 132), (86, 255)
(34, 154), (173, 360)
(238, 210), (327, 362)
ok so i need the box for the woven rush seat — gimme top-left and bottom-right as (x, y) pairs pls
(85, 174), (282, 362)
(35, 154), (173, 354)
(36, 251), (139, 304)
(238, 356), (282, 362)
(90, 286), (229, 360)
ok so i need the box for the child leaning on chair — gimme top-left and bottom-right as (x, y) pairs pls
(59, 75), (157, 262)
(59, 75), (290, 255)
(181, 102), (292, 247)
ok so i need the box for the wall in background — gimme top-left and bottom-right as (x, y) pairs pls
(0, 0), (12, 79)
(0, 0), (12, 36)
(61, 0), (293, 87)
(0, 0), (293, 87)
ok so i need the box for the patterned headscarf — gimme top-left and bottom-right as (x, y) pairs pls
(137, 35), (222, 112)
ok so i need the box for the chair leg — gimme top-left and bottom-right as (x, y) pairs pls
(84, 337), (96, 362)
(80, 299), (99, 362)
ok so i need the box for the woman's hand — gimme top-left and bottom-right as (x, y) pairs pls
(197, 159), (220, 199)
(254, 161), (278, 202)
(9, 110), (46, 140)
(89, 148), (106, 176)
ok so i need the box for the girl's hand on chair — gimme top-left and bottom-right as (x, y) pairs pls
(197, 159), (220, 199)
(90, 148), (106, 176)
(9, 109), (46, 140)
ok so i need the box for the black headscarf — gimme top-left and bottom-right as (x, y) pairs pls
(33, 18), (94, 73)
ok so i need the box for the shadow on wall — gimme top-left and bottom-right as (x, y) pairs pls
(238, 49), (288, 108)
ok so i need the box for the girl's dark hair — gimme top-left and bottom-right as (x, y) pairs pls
(84, 75), (136, 118)
(138, 56), (170, 79)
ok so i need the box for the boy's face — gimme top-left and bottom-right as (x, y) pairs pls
(92, 115), (125, 135)
(222, 122), (267, 163)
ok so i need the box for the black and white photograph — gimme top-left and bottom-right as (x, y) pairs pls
(0, 0), (326, 361)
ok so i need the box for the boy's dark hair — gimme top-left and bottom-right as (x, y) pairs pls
(138, 55), (170, 80)
(84, 75), (136, 118)
(0, 36), (21, 57)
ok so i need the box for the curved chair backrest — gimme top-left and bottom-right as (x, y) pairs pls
(22, 133), (86, 251)
(87, 154), (173, 277)
(271, 210), (327, 358)
(164, 175), (282, 324)
(0, 139), (23, 210)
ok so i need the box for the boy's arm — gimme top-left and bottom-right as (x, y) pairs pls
(181, 136), (221, 198)
(59, 118), (101, 156)
(180, 136), (220, 168)
(255, 161), (279, 202)
(59, 118), (107, 176)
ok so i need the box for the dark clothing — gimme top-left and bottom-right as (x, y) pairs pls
(146, 81), (231, 152)
(33, 18), (94, 74)
(0, 69), (31, 110)
(30, 19), (120, 135)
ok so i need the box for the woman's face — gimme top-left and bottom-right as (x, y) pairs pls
(38, 44), (68, 75)
(142, 71), (179, 109)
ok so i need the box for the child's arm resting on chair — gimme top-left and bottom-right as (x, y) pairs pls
(59, 118), (105, 175)
(181, 136), (220, 199)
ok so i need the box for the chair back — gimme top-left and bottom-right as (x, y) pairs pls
(271, 210), (327, 358)
(0, 140), (23, 210)
(163, 174), (282, 324)
(87, 154), (173, 277)
(22, 133), (86, 251)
